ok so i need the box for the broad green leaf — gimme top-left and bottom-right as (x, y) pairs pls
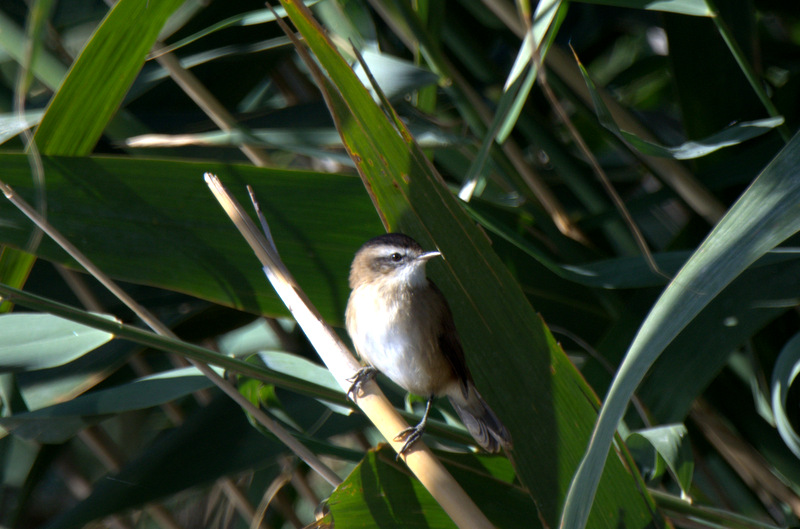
(560, 130), (800, 529)
(0, 153), (381, 322)
(327, 446), (534, 528)
(575, 51), (783, 160)
(0, 366), (222, 443)
(0, 313), (115, 373)
(771, 332), (800, 460)
(32, 0), (184, 155)
(627, 424), (693, 497)
(279, 2), (658, 528)
(574, 0), (712, 16)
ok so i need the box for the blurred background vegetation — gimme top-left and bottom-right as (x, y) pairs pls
(1, 0), (800, 527)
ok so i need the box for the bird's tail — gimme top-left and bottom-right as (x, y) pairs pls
(448, 383), (512, 453)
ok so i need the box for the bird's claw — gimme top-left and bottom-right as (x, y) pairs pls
(346, 366), (377, 401)
(394, 425), (425, 459)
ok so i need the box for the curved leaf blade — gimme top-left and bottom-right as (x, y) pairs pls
(627, 424), (693, 496)
(561, 130), (800, 529)
(771, 332), (800, 459)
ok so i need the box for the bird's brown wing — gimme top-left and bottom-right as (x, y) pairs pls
(429, 280), (473, 398)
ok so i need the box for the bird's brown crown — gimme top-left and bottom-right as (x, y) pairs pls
(348, 233), (427, 288)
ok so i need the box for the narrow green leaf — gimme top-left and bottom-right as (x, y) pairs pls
(621, 117), (784, 160)
(0, 366), (222, 443)
(33, 0), (184, 155)
(0, 313), (115, 373)
(0, 111), (43, 145)
(458, 0), (565, 200)
(651, 489), (784, 529)
(497, 0), (563, 142)
(560, 130), (800, 529)
(575, 51), (783, 159)
(153, 2), (320, 57)
(134, 36), (293, 91)
(574, 0), (712, 16)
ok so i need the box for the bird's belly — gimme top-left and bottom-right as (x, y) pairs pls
(351, 301), (451, 396)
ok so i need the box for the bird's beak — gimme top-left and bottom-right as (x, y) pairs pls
(418, 250), (442, 262)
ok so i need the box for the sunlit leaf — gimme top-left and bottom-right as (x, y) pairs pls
(354, 49), (439, 100)
(0, 111), (43, 145)
(258, 350), (350, 415)
(0, 313), (115, 373)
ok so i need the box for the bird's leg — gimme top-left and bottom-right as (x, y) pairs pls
(394, 397), (433, 457)
(346, 365), (377, 401)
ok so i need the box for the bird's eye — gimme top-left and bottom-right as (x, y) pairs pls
(390, 252), (403, 262)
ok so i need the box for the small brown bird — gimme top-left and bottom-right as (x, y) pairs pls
(345, 233), (512, 455)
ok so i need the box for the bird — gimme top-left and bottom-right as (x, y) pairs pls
(345, 233), (512, 456)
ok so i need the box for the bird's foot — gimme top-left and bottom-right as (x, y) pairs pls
(346, 365), (377, 401)
(393, 398), (432, 459)
(394, 424), (425, 458)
